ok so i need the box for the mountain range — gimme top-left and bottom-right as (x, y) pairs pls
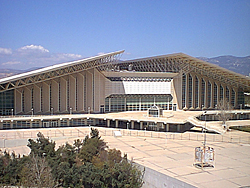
(0, 55), (249, 79)
(197, 55), (250, 76)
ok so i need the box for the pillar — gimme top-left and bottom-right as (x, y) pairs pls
(185, 74), (189, 109)
(197, 76), (202, 110)
(191, 74), (195, 110)
(107, 119), (110, 127)
(131, 121), (134, 129)
(204, 79), (208, 109)
(115, 120), (118, 128)
(177, 124), (181, 132)
(166, 123), (169, 132)
(140, 122), (143, 130)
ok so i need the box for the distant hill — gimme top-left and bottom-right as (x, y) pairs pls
(0, 67), (43, 79)
(0, 69), (24, 79)
(197, 55), (250, 76)
(0, 55), (249, 79)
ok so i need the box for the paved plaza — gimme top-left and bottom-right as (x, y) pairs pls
(0, 127), (250, 188)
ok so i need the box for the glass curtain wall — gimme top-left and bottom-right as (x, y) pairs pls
(0, 90), (14, 115)
(105, 94), (172, 112)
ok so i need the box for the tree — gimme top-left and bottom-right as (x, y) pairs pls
(217, 99), (233, 129)
(20, 154), (55, 188)
(78, 128), (107, 163)
(27, 132), (56, 158)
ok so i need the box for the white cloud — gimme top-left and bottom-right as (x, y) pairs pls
(0, 47), (12, 55)
(98, 52), (105, 56)
(18, 45), (49, 53)
(62, 53), (82, 58)
(2, 61), (21, 65)
(0, 45), (83, 70)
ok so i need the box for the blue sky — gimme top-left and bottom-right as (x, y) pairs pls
(0, 0), (249, 70)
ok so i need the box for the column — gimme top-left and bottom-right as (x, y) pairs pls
(234, 89), (238, 108)
(51, 80), (59, 113)
(115, 120), (118, 128)
(107, 119), (110, 127)
(69, 75), (76, 112)
(131, 121), (134, 130)
(140, 122), (143, 130)
(131, 121), (135, 129)
(166, 123), (169, 132)
(191, 74), (195, 110)
(204, 79), (208, 109)
(184, 74), (189, 109)
(197, 76), (202, 110)
(177, 124), (180, 132)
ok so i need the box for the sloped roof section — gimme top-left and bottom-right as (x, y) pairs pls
(0, 50), (124, 92)
(98, 53), (250, 92)
(1, 51), (249, 93)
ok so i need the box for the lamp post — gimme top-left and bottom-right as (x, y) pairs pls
(11, 109), (14, 117)
(31, 108), (34, 116)
(127, 122), (129, 130)
(51, 107), (53, 115)
(70, 107), (72, 115)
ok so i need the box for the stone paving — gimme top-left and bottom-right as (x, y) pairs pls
(0, 127), (250, 188)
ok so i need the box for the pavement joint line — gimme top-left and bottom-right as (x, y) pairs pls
(114, 137), (153, 158)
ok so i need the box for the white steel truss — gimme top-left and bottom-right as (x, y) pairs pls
(98, 53), (250, 92)
(0, 50), (124, 92)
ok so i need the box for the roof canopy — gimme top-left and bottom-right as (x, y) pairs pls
(98, 53), (250, 92)
(0, 51), (249, 93)
(0, 50), (124, 92)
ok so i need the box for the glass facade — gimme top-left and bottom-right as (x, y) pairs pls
(231, 89), (235, 107)
(201, 78), (205, 107)
(207, 81), (211, 108)
(195, 76), (199, 108)
(0, 90), (14, 116)
(238, 89), (244, 108)
(105, 94), (173, 112)
(220, 85), (224, 101)
(214, 83), (218, 108)
(226, 87), (229, 102)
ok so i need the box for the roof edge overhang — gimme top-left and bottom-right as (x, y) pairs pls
(0, 50), (124, 84)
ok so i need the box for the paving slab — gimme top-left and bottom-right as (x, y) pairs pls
(1, 127), (250, 188)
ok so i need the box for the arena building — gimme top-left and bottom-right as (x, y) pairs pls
(0, 50), (249, 116)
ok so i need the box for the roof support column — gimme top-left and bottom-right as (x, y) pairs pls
(15, 89), (22, 114)
(184, 74), (189, 110)
(191, 73), (195, 110)
(60, 77), (68, 113)
(51, 80), (59, 113)
(33, 84), (42, 114)
(69, 75), (76, 113)
(234, 89), (238, 108)
(197, 76), (202, 110)
(77, 72), (85, 113)
(24, 87), (32, 113)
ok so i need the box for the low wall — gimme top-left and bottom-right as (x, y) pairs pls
(136, 163), (196, 188)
